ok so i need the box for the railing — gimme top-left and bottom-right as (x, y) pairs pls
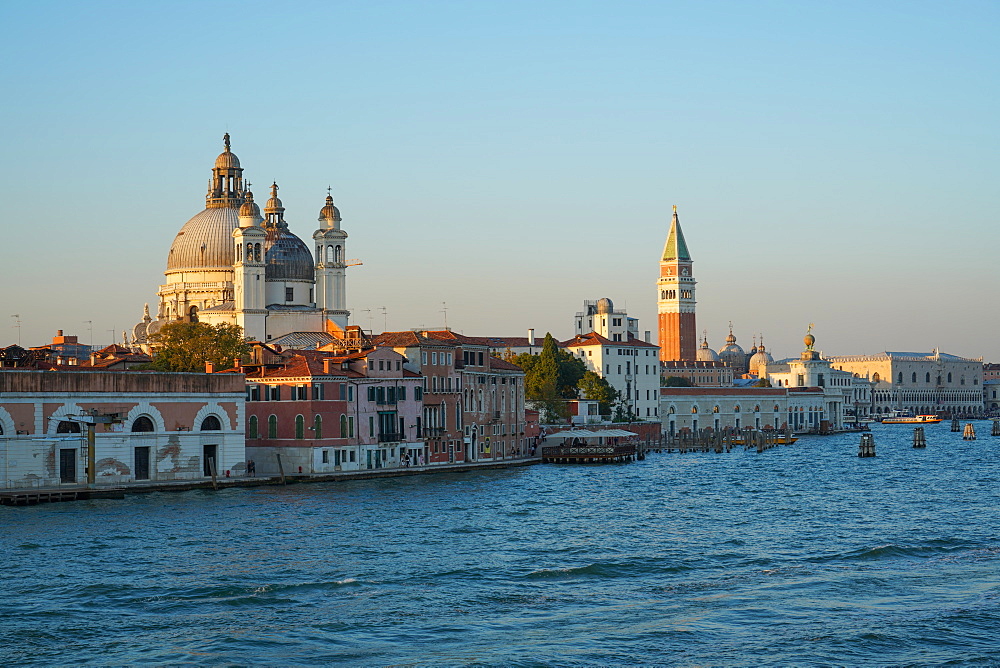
(422, 426), (446, 437)
(541, 444), (636, 459)
(377, 432), (402, 443)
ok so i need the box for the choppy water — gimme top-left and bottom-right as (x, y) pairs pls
(3, 422), (999, 666)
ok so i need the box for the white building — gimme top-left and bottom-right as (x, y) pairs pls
(762, 329), (871, 431)
(133, 134), (352, 347)
(826, 350), (984, 417)
(565, 298), (660, 420)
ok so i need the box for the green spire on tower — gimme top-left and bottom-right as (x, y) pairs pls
(661, 205), (691, 261)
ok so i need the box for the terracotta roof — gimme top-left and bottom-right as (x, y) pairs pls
(489, 357), (524, 372)
(372, 331), (454, 348)
(562, 332), (659, 349)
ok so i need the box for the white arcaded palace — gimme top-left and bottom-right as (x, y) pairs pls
(132, 134), (351, 346)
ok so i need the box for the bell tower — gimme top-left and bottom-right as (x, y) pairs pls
(233, 190), (267, 341)
(657, 206), (696, 361)
(313, 189), (350, 331)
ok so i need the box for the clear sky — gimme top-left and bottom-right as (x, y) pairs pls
(2, 1), (998, 360)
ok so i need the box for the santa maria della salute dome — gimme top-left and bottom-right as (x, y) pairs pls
(131, 134), (352, 347)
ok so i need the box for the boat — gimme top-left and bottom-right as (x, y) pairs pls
(881, 414), (942, 424)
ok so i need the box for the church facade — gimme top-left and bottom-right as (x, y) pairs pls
(133, 135), (351, 347)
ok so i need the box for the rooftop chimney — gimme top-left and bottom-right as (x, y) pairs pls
(644, 330), (651, 343)
(528, 328), (535, 346)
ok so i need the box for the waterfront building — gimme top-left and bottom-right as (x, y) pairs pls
(762, 329), (869, 431)
(372, 330), (466, 464)
(826, 350), (984, 417)
(563, 326), (661, 420)
(984, 379), (1000, 413)
(132, 134), (352, 347)
(0, 369), (245, 489)
(422, 330), (528, 459)
(657, 206), (696, 361)
(242, 342), (423, 474)
(660, 386), (790, 435)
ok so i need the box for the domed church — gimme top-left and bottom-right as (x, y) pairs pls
(132, 135), (351, 346)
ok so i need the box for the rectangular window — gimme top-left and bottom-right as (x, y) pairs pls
(350, 450), (356, 462)
(376, 387), (385, 404)
(348, 386), (354, 401)
(399, 386), (406, 401)
(269, 385), (281, 401)
(422, 351), (427, 365)
(368, 386), (376, 402)
(415, 386), (423, 400)
(478, 352), (484, 366)
(339, 383), (346, 400)
(369, 416), (375, 438)
(348, 416), (354, 437)
(285, 287), (294, 301)
(322, 450), (329, 463)
(387, 386), (396, 403)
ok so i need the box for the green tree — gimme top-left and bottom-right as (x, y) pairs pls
(514, 332), (588, 422)
(661, 375), (695, 387)
(752, 378), (772, 387)
(577, 371), (617, 415)
(148, 321), (249, 372)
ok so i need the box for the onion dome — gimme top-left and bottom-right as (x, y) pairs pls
(239, 190), (263, 226)
(265, 226), (315, 281)
(696, 334), (720, 362)
(214, 133), (241, 169)
(319, 193), (341, 227)
(167, 207), (240, 270)
(596, 297), (614, 314)
(719, 325), (747, 371)
(749, 338), (774, 374)
(265, 182), (284, 213)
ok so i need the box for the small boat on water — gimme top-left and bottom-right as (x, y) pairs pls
(881, 414), (942, 424)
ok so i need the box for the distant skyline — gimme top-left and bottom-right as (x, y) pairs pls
(2, 1), (998, 360)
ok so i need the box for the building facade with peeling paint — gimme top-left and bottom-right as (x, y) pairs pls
(0, 370), (245, 489)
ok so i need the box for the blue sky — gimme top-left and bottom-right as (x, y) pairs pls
(2, 1), (998, 360)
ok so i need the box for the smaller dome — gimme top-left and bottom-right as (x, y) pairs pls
(239, 191), (261, 218)
(319, 194), (341, 223)
(696, 338), (720, 363)
(214, 133), (240, 169)
(596, 297), (614, 314)
(265, 227), (315, 281)
(749, 342), (774, 374)
(265, 182), (283, 212)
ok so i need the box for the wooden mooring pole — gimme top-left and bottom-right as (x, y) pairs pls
(963, 423), (977, 441)
(858, 432), (876, 457)
(276, 452), (287, 484)
(912, 426), (926, 449)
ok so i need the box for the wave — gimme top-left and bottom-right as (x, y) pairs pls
(523, 560), (695, 580)
(814, 539), (983, 563)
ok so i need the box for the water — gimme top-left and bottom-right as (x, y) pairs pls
(3, 423), (999, 666)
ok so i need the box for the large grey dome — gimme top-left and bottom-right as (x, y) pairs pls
(166, 207), (240, 271)
(265, 227), (314, 280)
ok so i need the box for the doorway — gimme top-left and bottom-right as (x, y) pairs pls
(135, 447), (150, 480)
(59, 449), (76, 483)
(203, 444), (217, 477)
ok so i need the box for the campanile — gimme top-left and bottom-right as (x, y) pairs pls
(657, 206), (696, 361)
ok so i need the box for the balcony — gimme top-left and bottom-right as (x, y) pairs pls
(422, 426), (447, 437)
(377, 432), (402, 443)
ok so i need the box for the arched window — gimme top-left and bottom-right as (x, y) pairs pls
(248, 415), (258, 439)
(947, 373), (953, 383)
(335, 245), (343, 263)
(897, 372), (903, 384)
(314, 415), (322, 439)
(713, 405), (720, 413)
(754, 405), (760, 412)
(295, 415), (305, 439)
(236, 244), (242, 262)
(926, 372), (931, 383)
(201, 415), (222, 431)
(912, 372), (917, 382)
(189, 305), (199, 322)
(734, 405), (741, 413)
(268, 415), (277, 438)
(872, 372), (880, 383)
(131, 416), (155, 432)
(691, 406), (699, 414)
(57, 421), (81, 433)
(340, 414), (348, 438)
(668, 406), (675, 414)
(773, 405), (780, 412)
(326, 245), (335, 263)
(254, 243), (262, 262)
